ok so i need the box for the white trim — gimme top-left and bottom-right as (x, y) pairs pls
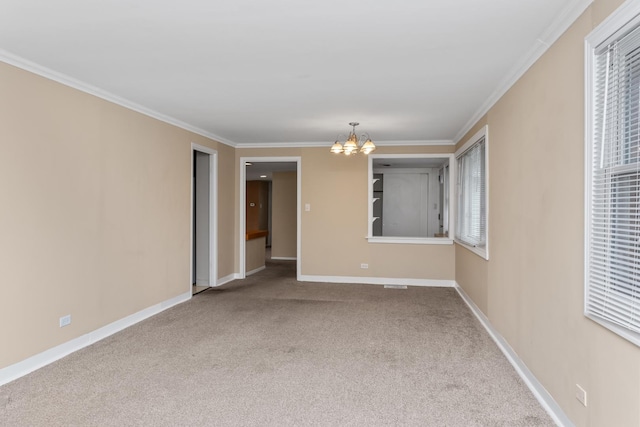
(271, 256), (297, 260)
(190, 144), (219, 289)
(239, 156), (302, 280)
(0, 291), (191, 386)
(584, 0), (640, 347)
(235, 140), (454, 149)
(454, 0), (594, 144)
(217, 273), (240, 286)
(237, 142), (331, 149)
(584, 0), (640, 47)
(366, 237), (453, 245)
(0, 51), (237, 148)
(454, 125), (489, 261)
(375, 140), (455, 147)
(456, 125), (487, 156)
(299, 275), (455, 287)
(296, 163), (302, 282)
(367, 153), (456, 240)
(455, 241), (488, 259)
(246, 265), (266, 276)
(454, 283), (573, 427)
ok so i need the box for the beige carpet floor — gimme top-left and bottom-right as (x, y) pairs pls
(0, 260), (554, 426)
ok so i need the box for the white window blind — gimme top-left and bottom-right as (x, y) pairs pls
(456, 137), (486, 249)
(443, 164), (450, 235)
(587, 21), (640, 345)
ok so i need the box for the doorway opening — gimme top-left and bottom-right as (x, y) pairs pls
(239, 157), (301, 280)
(191, 144), (218, 295)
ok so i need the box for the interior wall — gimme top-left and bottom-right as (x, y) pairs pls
(272, 171), (297, 258)
(237, 146), (455, 281)
(216, 143), (236, 281)
(0, 62), (233, 369)
(454, 0), (640, 425)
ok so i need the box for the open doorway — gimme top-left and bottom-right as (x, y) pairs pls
(191, 144), (218, 295)
(240, 157), (301, 280)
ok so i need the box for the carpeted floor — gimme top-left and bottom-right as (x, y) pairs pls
(0, 260), (554, 426)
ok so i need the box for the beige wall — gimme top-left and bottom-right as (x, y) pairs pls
(4, 1), (639, 423)
(245, 236), (266, 273)
(216, 142), (236, 280)
(237, 146), (456, 280)
(272, 171), (297, 258)
(0, 62), (234, 368)
(455, 245), (488, 314)
(455, 0), (640, 425)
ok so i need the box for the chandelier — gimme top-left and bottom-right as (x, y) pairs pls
(330, 122), (376, 155)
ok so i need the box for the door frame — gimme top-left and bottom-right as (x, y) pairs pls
(190, 143), (218, 290)
(239, 156), (301, 280)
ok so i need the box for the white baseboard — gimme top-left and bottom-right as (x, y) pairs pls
(270, 256), (297, 261)
(0, 290), (191, 387)
(298, 274), (455, 287)
(246, 265), (266, 276)
(454, 282), (572, 427)
(216, 273), (239, 286)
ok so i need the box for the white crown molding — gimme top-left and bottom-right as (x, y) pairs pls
(375, 140), (455, 146)
(453, 0), (594, 144)
(235, 139), (454, 149)
(0, 49), (238, 148)
(236, 141), (328, 149)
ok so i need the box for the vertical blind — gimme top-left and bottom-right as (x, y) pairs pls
(587, 22), (640, 343)
(456, 138), (486, 248)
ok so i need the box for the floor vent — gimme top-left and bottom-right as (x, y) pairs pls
(384, 285), (408, 289)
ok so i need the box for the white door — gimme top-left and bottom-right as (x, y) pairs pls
(382, 173), (429, 237)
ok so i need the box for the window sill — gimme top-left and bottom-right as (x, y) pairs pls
(585, 314), (640, 347)
(367, 236), (454, 245)
(454, 239), (489, 260)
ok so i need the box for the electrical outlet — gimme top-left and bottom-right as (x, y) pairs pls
(59, 315), (71, 328)
(576, 384), (587, 406)
(360, 263), (368, 269)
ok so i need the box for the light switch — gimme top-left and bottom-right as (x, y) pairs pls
(305, 203), (311, 212)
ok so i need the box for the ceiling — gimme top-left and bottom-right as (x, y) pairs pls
(0, 0), (589, 147)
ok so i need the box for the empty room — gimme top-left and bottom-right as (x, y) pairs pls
(1, 0), (639, 426)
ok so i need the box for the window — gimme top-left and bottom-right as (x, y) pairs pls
(455, 126), (488, 259)
(586, 5), (640, 346)
(367, 154), (454, 244)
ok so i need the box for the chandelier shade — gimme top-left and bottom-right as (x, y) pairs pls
(330, 122), (376, 155)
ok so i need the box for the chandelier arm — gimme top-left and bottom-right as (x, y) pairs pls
(329, 121), (375, 155)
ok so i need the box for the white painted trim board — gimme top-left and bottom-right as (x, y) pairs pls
(0, 291), (191, 387)
(454, 283), (573, 427)
(299, 275), (455, 287)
